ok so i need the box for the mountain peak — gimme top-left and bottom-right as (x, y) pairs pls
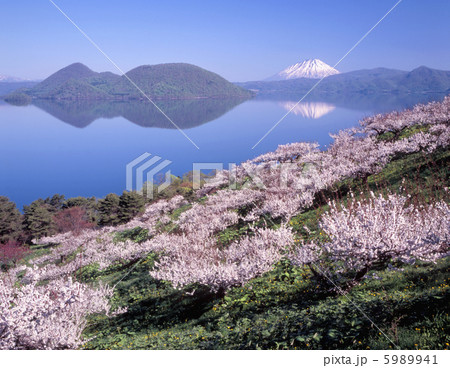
(0, 75), (26, 82)
(58, 62), (95, 75)
(34, 63), (97, 93)
(267, 59), (340, 81)
(409, 65), (433, 75)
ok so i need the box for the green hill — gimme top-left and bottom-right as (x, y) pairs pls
(33, 63), (98, 97)
(400, 66), (450, 92)
(116, 63), (252, 99)
(5, 62), (253, 101)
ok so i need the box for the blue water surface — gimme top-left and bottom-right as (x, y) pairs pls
(0, 94), (443, 210)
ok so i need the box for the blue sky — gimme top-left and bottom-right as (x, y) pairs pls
(1, 0), (449, 81)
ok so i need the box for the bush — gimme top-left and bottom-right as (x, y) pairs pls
(114, 227), (150, 244)
(0, 241), (29, 269)
(53, 206), (95, 235)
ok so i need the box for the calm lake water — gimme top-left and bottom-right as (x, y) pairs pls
(0, 93), (445, 210)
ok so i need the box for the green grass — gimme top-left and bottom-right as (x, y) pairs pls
(113, 227), (150, 244)
(80, 256), (449, 350)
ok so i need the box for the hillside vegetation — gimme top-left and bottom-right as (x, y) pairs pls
(5, 62), (253, 101)
(0, 97), (449, 350)
(239, 66), (450, 97)
(0, 81), (38, 97)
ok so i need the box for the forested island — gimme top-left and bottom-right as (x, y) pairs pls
(4, 62), (253, 102)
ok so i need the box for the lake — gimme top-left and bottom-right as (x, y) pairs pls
(0, 93), (445, 210)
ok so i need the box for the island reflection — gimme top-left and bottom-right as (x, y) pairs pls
(30, 97), (250, 129)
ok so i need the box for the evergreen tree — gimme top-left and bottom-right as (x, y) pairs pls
(98, 193), (121, 226)
(47, 194), (65, 213)
(63, 196), (98, 224)
(118, 191), (145, 223)
(23, 202), (54, 240)
(0, 197), (23, 244)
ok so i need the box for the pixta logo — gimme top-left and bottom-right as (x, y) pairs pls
(126, 153), (172, 199)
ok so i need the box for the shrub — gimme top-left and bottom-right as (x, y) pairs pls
(0, 241), (29, 269)
(53, 206), (95, 235)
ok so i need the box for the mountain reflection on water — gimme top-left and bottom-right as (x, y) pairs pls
(279, 101), (336, 119)
(0, 92), (446, 210)
(31, 97), (249, 129)
(7, 91), (447, 129)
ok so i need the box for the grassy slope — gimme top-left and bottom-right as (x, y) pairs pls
(60, 142), (449, 350)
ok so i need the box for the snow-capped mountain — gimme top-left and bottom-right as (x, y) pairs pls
(0, 75), (26, 82)
(267, 59), (340, 81)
